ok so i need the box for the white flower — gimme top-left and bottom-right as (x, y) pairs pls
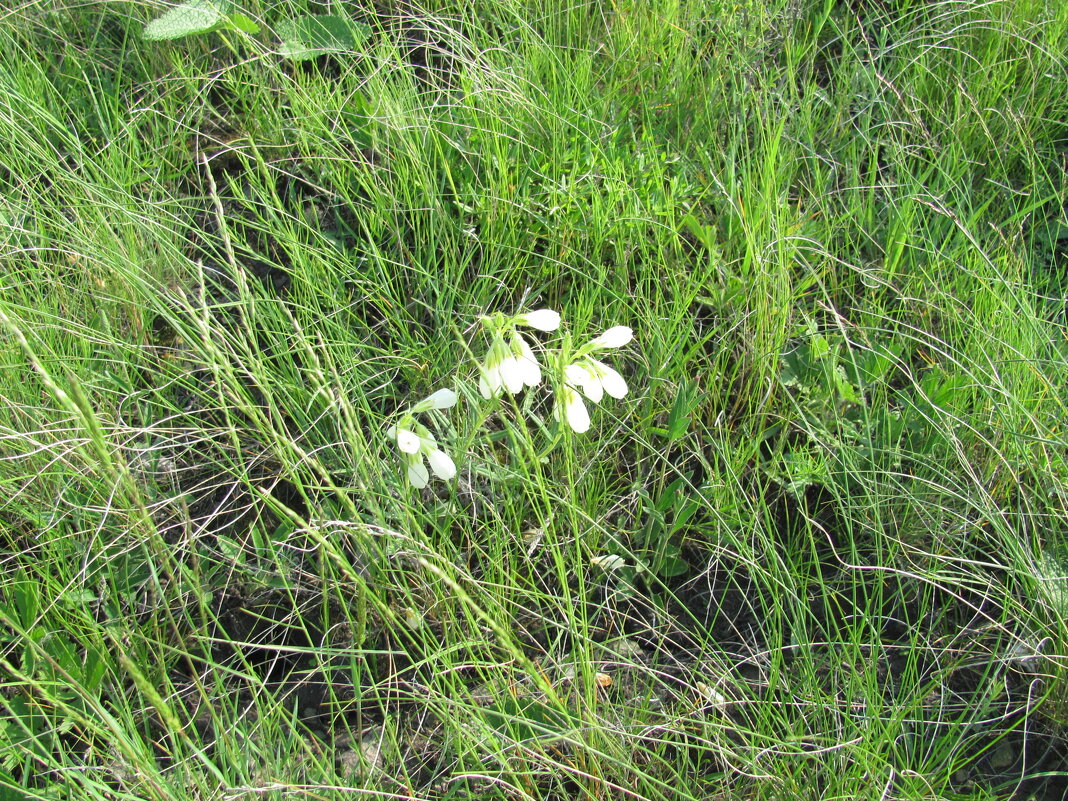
(585, 358), (628, 399)
(387, 424), (422, 454)
(558, 384), (590, 433)
(512, 333), (543, 388)
(565, 362), (602, 403)
(397, 432), (457, 488)
(588, 325), (632, 350)
(480, 331), (541, 397)
(696, 681), (729, 709)
(412, 388), (457, 412)
(515, 308), (561, 332)
(556, 349), (629, 434)
(389, 415), (456, 489)
(565, 358), (628, 403)
(425, 446), (456, 480)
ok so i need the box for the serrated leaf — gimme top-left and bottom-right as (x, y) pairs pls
(832, 363), (860, 404)
(12, 579), (39, 627)
(277, 15), (371, 61)
(143, 0), (231, 41)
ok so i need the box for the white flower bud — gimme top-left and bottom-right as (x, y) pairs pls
(414, 388), (457, 412)
(516, 308), (561, 331)
(591, 554), (626, 571)
(563, 386), (590, 433)
(479, 368), (503, 399)
(513, 334), (542, 388)
(589, 325), (632, 349)
(426, 447), (456, 480)
(407, 458), (429, 488)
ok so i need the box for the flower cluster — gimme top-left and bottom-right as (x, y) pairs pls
(477, 310), (632, 435)
(477, 309), (561, 399)
(389, 309), (633, 489)
(556, 325), (633, 434)
(386, 388), (457, 489)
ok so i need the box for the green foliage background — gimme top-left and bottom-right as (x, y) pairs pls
(1, 0), (1067, 798)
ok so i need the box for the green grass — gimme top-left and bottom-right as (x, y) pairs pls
(2, 0), (1068, 798)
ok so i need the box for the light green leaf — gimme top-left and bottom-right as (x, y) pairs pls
(832, 363), (860, 404)
(479, 697), (574, 743)
(277, 15), (371, 61)
(810, 332), (831, 361)
(143, 0), (232, 41)
(228, 12), (260, 34)
(665, 378), (695, 442)
(216, 535), (244, 564)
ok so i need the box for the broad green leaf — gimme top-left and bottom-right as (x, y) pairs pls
(810, 332), (831, 361)
(12, 579), (39, 627)
(844, 342), (900, 388)
(228, 12), (259, 34)
(479, 697), (573, 743)
(277, 15), (371, 61)
(655, 553), (690, 578)
(655, 476), (685, 513)
(81, 644), (109, 694)
(832, 363), (860, 404)
(680, 213), (718, 250)
(671, 497), (700, 534)
(44, 634), (80, 674)
(143, 0), (232, 41)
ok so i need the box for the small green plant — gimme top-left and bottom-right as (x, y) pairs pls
(142, 0), (371, 62)
(0, 580), (111, 779)
(771, 319), (970, 494)
(474, 309), (632, 429)
(142, 0), (259, 41)
(275, 14), (370, 61)
(637, 475), (698, 579)
(1031, 549), (1068, 726)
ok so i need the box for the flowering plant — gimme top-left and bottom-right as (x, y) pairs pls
(477, 309), (560, 398)
(388, 308), (633, 490)
(476, 309), (632, 434)
(554, 325), (633, 434)
(387, 388), (458, 488)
